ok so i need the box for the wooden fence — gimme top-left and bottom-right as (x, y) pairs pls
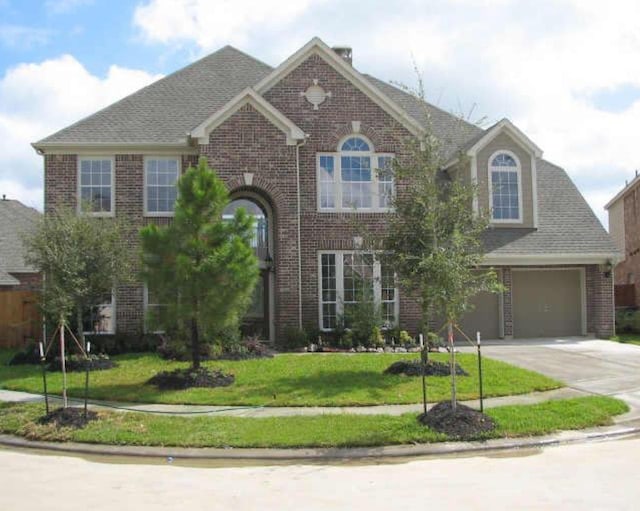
(0, 290), (42, 348)
(614, 284), (636, 308)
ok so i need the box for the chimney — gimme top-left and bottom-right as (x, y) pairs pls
(332, 46), (352, 66)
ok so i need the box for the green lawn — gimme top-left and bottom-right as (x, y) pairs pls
(610, 334), (640, 346)
(0, 396), (627, 448)
(0, 351), (562, 407)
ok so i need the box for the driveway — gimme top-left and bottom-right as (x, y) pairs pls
(461, 338), (640, 421)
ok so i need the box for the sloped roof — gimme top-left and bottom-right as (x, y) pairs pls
(36, 46), (273, 147)
(0, 270), (20, 286)
(34, 44), (481, 152)
(0, 199), (41, 273)
(483, 160), (619, 259)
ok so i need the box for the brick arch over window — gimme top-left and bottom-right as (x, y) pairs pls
(226, 175), (284, 219)
(322, 122), (387, 151)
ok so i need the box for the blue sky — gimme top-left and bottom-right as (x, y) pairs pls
(1, 0), (639, 227)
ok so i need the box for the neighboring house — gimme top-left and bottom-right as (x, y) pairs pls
(605, 173), (640, 307)
(33, 37), (619, 341)
(0, 196), (42, 347)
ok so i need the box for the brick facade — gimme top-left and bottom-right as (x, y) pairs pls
(42, 51), (615, 341)
(614, 188), (640, 305)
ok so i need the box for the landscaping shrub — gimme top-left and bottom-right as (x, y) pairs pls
(344, 300), (384, 347)
(157, 336), (214, 361)
(214, 336), (274, 360)
(8, 343), (41, 365)
(616, 308), (638, 333)
(86, 332), (161, 355)
(278, 326), (308, 351)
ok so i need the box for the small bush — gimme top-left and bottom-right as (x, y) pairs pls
(278, 327), (308, 351)
(344, 300), (384, 347)
(86, 332), (161, 355)
(8, 343), (41, 366)
(48, 353), (116, 372)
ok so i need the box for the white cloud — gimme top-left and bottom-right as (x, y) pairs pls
(0, 55), (161, 209)
(133, 0), (325, 50)
(0, 25), (52, 48)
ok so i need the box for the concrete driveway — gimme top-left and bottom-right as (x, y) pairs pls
(462, 338), (640, 421)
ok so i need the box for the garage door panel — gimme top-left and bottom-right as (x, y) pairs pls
(513, 270), (582, 338)
(453, 291), (501, 342)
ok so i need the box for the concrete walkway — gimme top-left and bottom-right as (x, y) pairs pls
(0, 386), (586, 417)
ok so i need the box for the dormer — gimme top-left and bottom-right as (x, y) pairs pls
(466, 119), (543, 229)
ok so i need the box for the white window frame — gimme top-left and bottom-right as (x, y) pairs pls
(316, 135), (394, 212)
(143, 156), (181, 217)
(488, 150), (523, 224)
(83, 291), (116, 335)
(77, 156), (115, 217)
(317, 251), (400, 331)
(143, 284), (165, 334)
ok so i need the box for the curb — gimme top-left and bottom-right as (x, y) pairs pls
(2, 423), (639, 462)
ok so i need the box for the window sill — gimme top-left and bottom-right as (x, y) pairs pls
(144, 212), (176, 218)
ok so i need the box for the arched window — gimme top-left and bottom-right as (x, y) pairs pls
(489, 151), (522, 222)
(223, 198), (269, 260)
(317, 135), (394, 211)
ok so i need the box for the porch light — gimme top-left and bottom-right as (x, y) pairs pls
(265, 253), (275, 272)
(602, 260), (613, 278)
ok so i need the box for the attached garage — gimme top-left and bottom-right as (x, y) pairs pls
(512, 269), (585, 338)
(454, 291), (502, 342)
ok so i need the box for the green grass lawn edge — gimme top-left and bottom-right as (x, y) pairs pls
(0, 396), (628, 448)
(0, 351), (563, 407)
(610, 334), (640, 346)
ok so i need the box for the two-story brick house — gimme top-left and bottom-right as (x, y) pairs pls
(33, 38), (619, 341)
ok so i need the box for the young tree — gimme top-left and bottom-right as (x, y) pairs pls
(382, 102), (502, 411)
(24, 207), (132, 348)
(140, 157), (259, 370)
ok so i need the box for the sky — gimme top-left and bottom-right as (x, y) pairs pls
(1, 0), (639, 228)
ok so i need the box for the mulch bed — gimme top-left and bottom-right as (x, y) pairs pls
(147, 367), (235, 390)
(47, 357), (117, 372)
(38, 407), (98, 428)
(418, 401), (496, 439)
(384, 359), (468, 377)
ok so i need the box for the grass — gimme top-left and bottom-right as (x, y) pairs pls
(0, 350), (562, 407)
(610, 334), (640, 346)
(0, 396), (627, 448)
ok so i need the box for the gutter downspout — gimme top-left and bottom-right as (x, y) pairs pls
(295, 136), (308, 329)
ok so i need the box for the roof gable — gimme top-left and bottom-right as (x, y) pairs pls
(467, 118), (543, 158)
(254, 37), (425, 138)
(191, 88), (304, 145)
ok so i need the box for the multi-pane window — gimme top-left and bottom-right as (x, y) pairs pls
(83, 294), (115, 334)
(342, 253), (374, 325)
(79, 158), (113, 214)
(144, 285), (166, 333)
(490, 152), (521, 222)
(319, 155), (335, 209)
(319, 252), (397, 330)
(377, 156), (394, 208)
(317, 136), (393, 211)
(145, 158), (179, 215)
(321, 254), (337, 329)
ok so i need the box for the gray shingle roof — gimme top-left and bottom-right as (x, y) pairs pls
(0, 199), (41, 273)
(483, 160), (618, 257)
(0, 270), (19, 286)
(33, 44), (616, 259)
(36, 46), (273, 146)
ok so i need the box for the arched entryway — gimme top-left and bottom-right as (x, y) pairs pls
(222, 192), (275, 342)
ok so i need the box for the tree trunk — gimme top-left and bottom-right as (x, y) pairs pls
(76, 307), (85, 349)
(190, 299), (200, 370)
(448, 321), (457, 411)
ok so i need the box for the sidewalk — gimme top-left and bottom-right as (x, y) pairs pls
(0, 386), (589, 417)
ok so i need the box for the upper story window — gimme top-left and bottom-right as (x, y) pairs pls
(489, 151), (522, 223)
(317, 136), (394, 212)
(145, 157), (180, 216)
(79, 157), (114, 215)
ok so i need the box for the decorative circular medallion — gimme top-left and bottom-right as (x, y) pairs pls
(301, 79), (332, 110)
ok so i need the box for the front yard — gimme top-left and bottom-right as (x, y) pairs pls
(0, 397), (627, 447)
(0, 351), (562, 407)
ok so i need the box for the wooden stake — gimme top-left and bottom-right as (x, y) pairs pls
(60, 320), (68, 408)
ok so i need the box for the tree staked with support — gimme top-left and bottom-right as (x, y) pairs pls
(381, 83), (502, 412)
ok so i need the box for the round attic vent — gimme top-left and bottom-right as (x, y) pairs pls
(301, 80), (331, 110)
